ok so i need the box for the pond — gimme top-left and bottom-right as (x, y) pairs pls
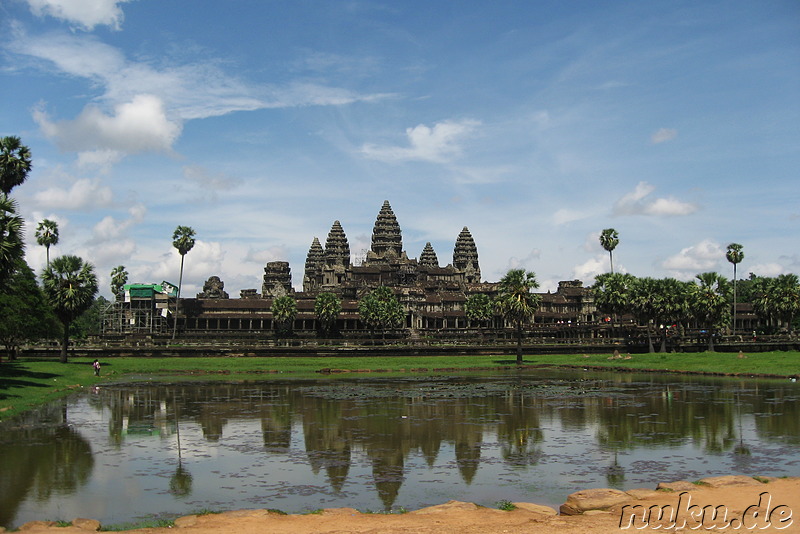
(1, 368), (798, 529)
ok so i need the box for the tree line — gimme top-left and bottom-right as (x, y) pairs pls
(1, 136), (798, 363)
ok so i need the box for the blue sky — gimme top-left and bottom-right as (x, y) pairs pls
(2, 0), (798, 298)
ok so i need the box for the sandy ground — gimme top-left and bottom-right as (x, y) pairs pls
(12, 477), (800, 533)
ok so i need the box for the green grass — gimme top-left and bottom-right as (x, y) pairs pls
(100, 518), (175, 531)
(1, 350), (797, 420)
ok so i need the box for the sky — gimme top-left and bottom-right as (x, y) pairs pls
(2, 0), (799, 299)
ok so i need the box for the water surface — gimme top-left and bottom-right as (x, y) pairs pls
(1, 368), (798, 528)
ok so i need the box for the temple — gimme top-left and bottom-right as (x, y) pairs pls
(104, 200), (600, 339)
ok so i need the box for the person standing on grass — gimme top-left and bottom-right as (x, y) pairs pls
(92, 359), (100, 376)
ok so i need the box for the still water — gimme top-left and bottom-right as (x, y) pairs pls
(1, 368), (798, 528)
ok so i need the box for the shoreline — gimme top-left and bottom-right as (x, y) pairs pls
(10, 476), (799, 533)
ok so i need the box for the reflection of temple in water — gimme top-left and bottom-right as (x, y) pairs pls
(80, 378), (798, 511)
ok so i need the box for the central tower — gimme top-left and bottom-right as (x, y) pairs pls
(366, 200), (404, 263)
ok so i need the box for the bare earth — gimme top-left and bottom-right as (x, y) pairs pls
(13, 477), (800, 534)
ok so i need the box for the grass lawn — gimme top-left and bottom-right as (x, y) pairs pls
(1, 350), (797, 421)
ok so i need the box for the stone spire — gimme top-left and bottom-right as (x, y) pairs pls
(370, 200), (403, 260)
(324, 220), (350, 269)
(419, 242), (439, 268)
(453, 227), (481, 283)
(303, 237), (324, 291)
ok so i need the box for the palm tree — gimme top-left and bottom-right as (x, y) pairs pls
(271, 295), (297, 337)
(629, 277), (661, 353)
(110, 265), (128, 299)
(0, 136), (32, 195)
(0, 195), (24, 284)
(592, 272), (635, 333)
(41, 255), (98, 363)
(171, 226), (196, 339)
(691, 272), (731, 352)
(314, 291), (342, 336)
(358, 286), (405, 340)
(725, 243), (744, 336)
(599, 228), (620, 274)
(494, 269), (541, 365)
(757, 274), (800, 335)
(35, 219), (59, 269)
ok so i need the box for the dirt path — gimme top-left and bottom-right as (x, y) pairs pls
(13, 477), (800, 533)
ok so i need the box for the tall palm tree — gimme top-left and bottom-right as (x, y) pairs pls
(592, 272), (635, 331)
(0, 195), (24, 284)
(725, 243), (744, 336)
(599, 228), (620, 274)
(629, 277), (661, 353)
(110, 265), (128, 299)
(35, 219), (59, 269)
(42, 255), (98, 363)
(691, 272), (731, 352)
(494, 269), (541, 365)
(171, 226), (196, 339)
(0, 136), (32, 195)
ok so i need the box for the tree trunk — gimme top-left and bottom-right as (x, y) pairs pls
(515, 322), (523, 365)
(172, 255), (185, 340)
(60, 320), (70, 363)
(707, 325), (715, 352)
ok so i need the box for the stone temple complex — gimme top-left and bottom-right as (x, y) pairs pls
(105, 200), (599, 338)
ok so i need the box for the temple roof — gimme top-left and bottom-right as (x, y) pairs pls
(419, 242), (439, 268)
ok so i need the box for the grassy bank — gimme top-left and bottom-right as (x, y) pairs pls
(1, 350), (797, 421)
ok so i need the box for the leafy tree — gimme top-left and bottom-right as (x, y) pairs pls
(494, 269), (541, 365)
(0, 259), (59, 359)
(35, 219), (59, 269)
(71, 296), (111, 338)
(690, 272), (731, 351)
(171, 225), (196, 339)
(0, 136), (32, 195)
(599, 228), (620, 274)
(0, 195), (24, 285)
(725, 243), (744, 335)
(42, 255), (98, 363)
(314, 291), (342, 336)
(110, 265), (128, 299)
(465, 293), (494, 327)
(271, 295), (297, 336)
(358, 286), (405, 340)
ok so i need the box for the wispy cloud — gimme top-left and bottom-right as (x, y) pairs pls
(360, 119), (481, 163)
(651, 127), (678, 144)
(613, 181), (698, 217)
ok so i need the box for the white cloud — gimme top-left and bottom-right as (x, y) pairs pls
(34, 95), (182, 155)
(26, 0), (132, 30)
(33, 178), (113, 210)
(361, 119), (481, 163)
(572, 256), (607, 283)
(90, 203), (146, 242)
(651, 128), (678, 144)
(748, 263), (788, 278)
(661, 239), (723, 279)
(613, 181), (698, 217)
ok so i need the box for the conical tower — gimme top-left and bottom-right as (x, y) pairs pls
(324, 221), (350, 269)
(303, 237), (324, 292)
(419, 242), (439, 268)
(369, 200), (403, 261)
(453, 227), (481, 283)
